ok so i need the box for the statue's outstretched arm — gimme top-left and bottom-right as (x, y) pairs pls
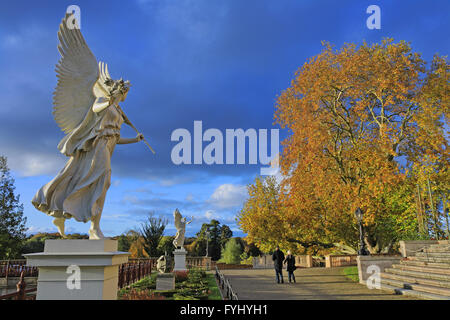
(117, 133), (144, 144)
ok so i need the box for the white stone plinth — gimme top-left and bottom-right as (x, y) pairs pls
(357, 255), (401, 285)
(24, 239), (129, 300)
(173, 248), (187, 271)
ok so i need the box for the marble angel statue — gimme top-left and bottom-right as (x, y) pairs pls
(173, 209), (193, 249)
(32, 14), (153, 239)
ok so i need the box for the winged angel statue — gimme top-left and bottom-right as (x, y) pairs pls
(173, 209), (193, 249)
(32, 14), (151, 239)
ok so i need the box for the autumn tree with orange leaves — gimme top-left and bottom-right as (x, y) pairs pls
(238, 39), (449, 254)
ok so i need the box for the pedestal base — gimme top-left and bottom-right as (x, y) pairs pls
(173, 248), (187, 272)
(357, 255), (401, 285)
(24, 239), (129, 300)
(156, 273), (175, 291)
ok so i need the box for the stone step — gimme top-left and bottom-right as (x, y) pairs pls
(386, 267), (450, 281)
(381, 272), (450, 291)
(380, 276), (450, 297)
(409, 255), (450, 264)
(427, 241), (449, 246)
(422, 246), (450, 253)
(401, 259), (450, 269)
(426, 242), (450, 247)
(416, 252), (450, 258)
(379, 283), (450, 300)
(393, 263), (450, 275)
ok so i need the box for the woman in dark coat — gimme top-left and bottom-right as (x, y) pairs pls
(284, 250), (296, 283)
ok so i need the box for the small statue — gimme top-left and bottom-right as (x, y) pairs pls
(157, 251), (172, 273)
(173, 209), (193, 249)
(156, 255), (167, 274)
(31, 14), (154, 239)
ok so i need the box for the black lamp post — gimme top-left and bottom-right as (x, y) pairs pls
(355, 207), (369, 256)
(205, 230), (210, 257)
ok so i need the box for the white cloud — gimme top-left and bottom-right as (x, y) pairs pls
(204, 210), (217, 219)
(209, 183), (247, 209)
(185, 193), (194, 202)
(159, 175), (193, 186)
(6, 150), (66, 177)
(26, 225), (54, 234)
(102, 213), (132, 220)
(202, 210), (236, 224)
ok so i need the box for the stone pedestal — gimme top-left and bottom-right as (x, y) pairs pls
(24, 239), (129, 300)
(156, 273), (175, 291)
(357, 255), (401, 285)
(173, 248), (187, 271)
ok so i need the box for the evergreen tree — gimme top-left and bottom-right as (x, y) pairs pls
(0, 156), (27, 259)
(219, 224), (233, 249)
(139, 212), (167, 257)
(195, 220), (233, 260)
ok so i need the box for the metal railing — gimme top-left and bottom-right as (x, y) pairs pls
(118, 259), (152, 289)
(215, 266), (238, 300)
(0, 260), (39, 278)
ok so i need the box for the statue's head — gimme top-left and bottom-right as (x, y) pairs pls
(104, 78), (131, 102)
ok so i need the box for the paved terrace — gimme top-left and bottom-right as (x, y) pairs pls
(221, 267), (418, 300)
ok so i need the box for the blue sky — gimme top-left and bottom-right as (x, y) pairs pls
(0, 0), (448, 238)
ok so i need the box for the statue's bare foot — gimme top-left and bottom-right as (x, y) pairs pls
(53, 218), (67, 238)
(89, 227), (104, 240)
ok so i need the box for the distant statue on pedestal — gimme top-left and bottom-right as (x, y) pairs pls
(172, 209), (193, 249)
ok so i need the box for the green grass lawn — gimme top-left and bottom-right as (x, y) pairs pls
(342, 266), (359, 282)
(206, 272), (222, 300)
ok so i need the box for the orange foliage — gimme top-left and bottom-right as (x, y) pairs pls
(239, 39), (449, 253)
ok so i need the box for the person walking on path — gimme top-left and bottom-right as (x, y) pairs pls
(272, 246), (285, 283)
(284, 250), (296, 283)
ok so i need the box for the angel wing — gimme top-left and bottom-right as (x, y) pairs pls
(174, 209), (183, 230)
(52, 14), (101, 134)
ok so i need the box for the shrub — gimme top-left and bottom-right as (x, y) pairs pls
(120, 289), (165, 300)
(187, 268), (205, 283)
(173, 293), (198, 300)
(220, 238), (243, 264)
(176, 286), (209, 300)
(130, 275), (156, 290)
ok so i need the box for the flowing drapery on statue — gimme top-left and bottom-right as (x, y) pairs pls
(32, 14), (147, 239)
(172, 209), (193, 249)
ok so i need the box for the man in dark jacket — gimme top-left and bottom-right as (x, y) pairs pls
(272, 246), (285, 283)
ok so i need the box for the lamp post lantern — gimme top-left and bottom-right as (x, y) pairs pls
(355, 207), (369, 256)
